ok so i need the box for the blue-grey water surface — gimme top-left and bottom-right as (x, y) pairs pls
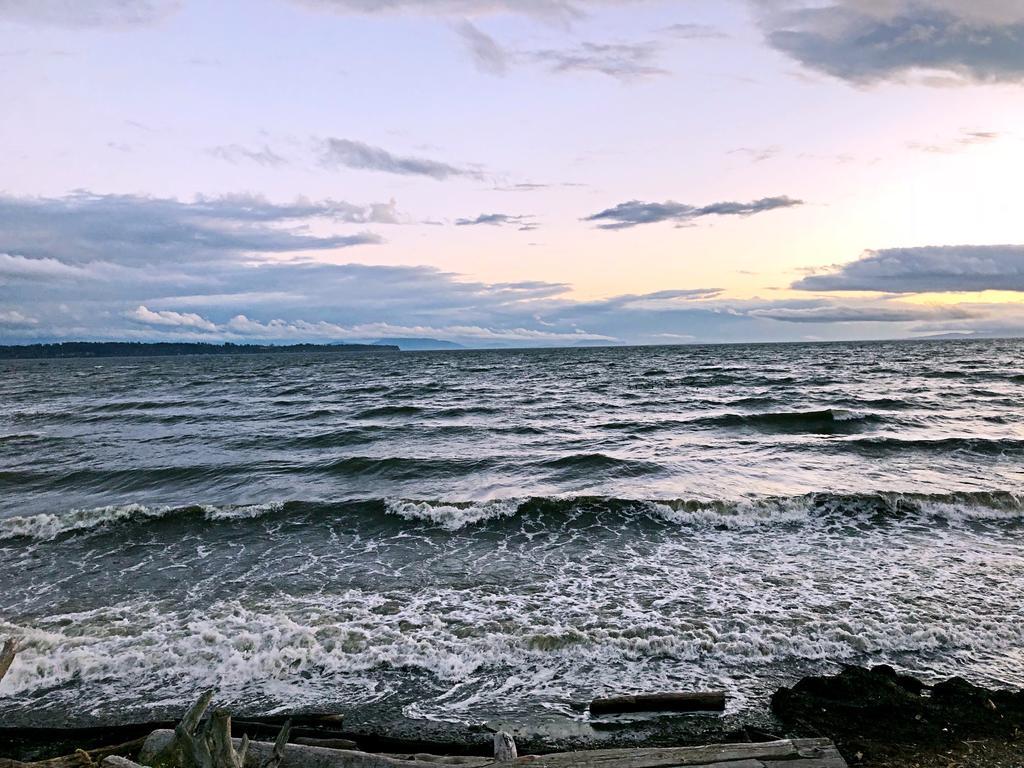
(1, 340), (1023, 725)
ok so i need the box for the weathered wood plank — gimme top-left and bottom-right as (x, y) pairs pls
(295, 739), (360, 751)
(764, 740), (847, 768)
(790, 739), (836, 750)
(589, 692), (726, 716)
(507, 740), (798, 768)
(380, 757), (491, 767)
(142, 731), (458, 768)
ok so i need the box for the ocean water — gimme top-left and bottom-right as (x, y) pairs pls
(1, 340), (1023, 725)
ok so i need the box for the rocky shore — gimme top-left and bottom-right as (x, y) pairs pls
(773, 665), (1024, 766)
(1, 665), (1021, 768)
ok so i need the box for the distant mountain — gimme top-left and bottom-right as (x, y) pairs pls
(0, 341), (400, 360)
(374, 338), (465, 351)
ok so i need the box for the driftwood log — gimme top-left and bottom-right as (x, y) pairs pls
(589, 692), (726, 716)
(0, 739), (147, 768)
(142, 733), (457, 768)
(492, 733), (516, 763)
(142, 692), (290, 768)
(0, 639), (16, 684)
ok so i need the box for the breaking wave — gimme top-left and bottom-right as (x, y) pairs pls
(3, 491), (1021, 542)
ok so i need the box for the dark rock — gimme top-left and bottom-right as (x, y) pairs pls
(772, 665), (1024, 760)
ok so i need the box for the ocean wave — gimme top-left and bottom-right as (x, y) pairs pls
(317, 455), (498, 479)
(353, 405), (422, 419)
(535, 453), (662, 476)
(201, 501), (285, 521)
(0, 503), (170, 541)
(0, 432), (46, 443)
(385, 498), (521, 530)
(3, 571), (1023, 720)
(0, 502), (286, 541)
(274, 429), (375, 450)
(843, 436), (1024, 456)
(3, 491), (1021, 542)
(698, 408), (884, 432)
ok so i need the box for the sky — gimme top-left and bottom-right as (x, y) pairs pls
(2, 0), (1024, 347)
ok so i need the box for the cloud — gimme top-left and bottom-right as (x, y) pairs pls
(532, 41), (667, 80)
(208, 144), (290, 167)
(907, 130), (1001, 153)
(0, 0), (180, 27)
(289, 0), (636, 21)
(0, 309), (38, 326)
(756, 1), (1024, 84)
(2, 193), (1019, 346)
(4, 243), (1022, 345)
(730, 145), (783, 162)
(453, 21), (671, 81)
(319, 138), (478, 180)
(455, 212), (537, 230)
(126, 305), (218, 331)
(223, 313), (614, 343)
(455, 21), (510, 74)
(0, 191), (387, 266)
(492, 182), (584, 191)
(793, 245), (1024, 293)
(749, 302), (978, 323)
(0, 252), (91, 279)
(586, 195), (803, 229)
(662, 23), (728, 40)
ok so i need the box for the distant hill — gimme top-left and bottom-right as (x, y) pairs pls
(373, 337), (465, 351)
(0, 341), (400, 360)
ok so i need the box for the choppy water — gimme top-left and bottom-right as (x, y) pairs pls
(1, 340), (1023, 725)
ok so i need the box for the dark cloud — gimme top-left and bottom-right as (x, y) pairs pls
(0, 0), (180, 27)
(320, 138), (478, 180)
(533, 41), (667, 80)
(793, 245), (1024, 293)
(758, 2), (1024, 84)
(208, 144), (290, 167)
(455, 212), (536, 229)
(0, 191), (387, 266)
(455, 21), (510, 74)
(586, 195), (803, 229)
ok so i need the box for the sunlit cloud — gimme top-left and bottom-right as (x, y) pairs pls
(794, 245), (1024, 293)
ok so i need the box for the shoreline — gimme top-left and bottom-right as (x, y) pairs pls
(2, 666), (1021, 767)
